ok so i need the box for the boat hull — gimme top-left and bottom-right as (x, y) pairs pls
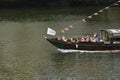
(46, 38), (120, 51)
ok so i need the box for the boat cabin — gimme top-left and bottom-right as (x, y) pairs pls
(101, 29), (120, 43)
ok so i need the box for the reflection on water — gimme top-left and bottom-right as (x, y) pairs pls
(32, 53), (120, 80)
(0, 7), (120, 80)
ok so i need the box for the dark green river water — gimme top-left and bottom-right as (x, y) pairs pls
(0, 7), (120, 80)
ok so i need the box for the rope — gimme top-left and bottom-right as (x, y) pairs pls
(60, 0), (120, 34)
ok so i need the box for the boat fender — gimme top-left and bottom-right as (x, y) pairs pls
(76, 44), (78, 48)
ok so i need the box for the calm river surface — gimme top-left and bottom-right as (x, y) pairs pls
(0, 7), (120, 80)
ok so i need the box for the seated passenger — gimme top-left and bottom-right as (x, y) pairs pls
(57, 36), (61, 40)
(94, 33), (97, 38)
(62, 36), (67, 42)
(86, 35), (90, 42)
(90, 37), (97, 42)
(67, 38), (71, 42)
(97, 35), (101, 42)
(81, 38), (87, 42)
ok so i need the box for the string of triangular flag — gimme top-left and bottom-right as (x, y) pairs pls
(60, 0), (120, 33)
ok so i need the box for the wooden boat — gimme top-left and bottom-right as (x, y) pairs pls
(45, 29), (120, 52)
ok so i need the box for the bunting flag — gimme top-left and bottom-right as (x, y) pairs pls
(69, 25), (74, 28)
(99, 10), (103, 12)
(114, 3), (119, 5)
(60, 0), (120, 34)
(88, 16), (92, 18)
(105, 7), (109, 9)
(61, 29), (65, 33)
(118, 0), (120, 2)
(64, 28), (69, 31)
(82, 19), (87, 23)
(94, 13), (98, 15)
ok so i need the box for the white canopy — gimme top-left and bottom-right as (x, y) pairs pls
(101, 29), (120, 38)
